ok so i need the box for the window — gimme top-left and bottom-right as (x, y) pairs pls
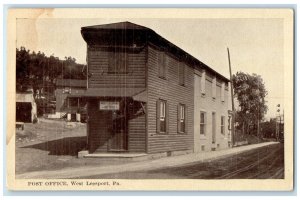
(228, 115), (232, 131)
(108, 50), (128, 73)
(221, 82), (225, 102)
(156, 99), (168, 133)
(221, 116), (225, 135)
(158, 52), (166, 78)
(178, 63), (185, 86)
(212, 112), (216, 143)
(212, 77), (216, 99)
(201, 145), (205, 151)
(200, 111), (206, 135)
(178, 104), (186, 133)
(201, 71), (206, 95)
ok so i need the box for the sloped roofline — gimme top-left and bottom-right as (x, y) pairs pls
(81, 21), (230, 82)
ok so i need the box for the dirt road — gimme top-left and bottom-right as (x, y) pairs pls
(80, 143), (284, 179)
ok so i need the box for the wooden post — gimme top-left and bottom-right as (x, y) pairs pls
(227, 48), (235, 146)
(77, 98), (79, 109)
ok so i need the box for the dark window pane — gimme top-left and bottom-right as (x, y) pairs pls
(180, 121), (185, 133)
(200, 113), (204, 123)
(200, 124), (205, 135)
(221, 116), (225, 134)
(160, 119), (166, 132)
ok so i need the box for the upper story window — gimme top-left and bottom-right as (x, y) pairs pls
(156, 99), (168, 133)
(212, 76), (216, 99)
(178, 63), (185, 86)
(158, 52), (167, 79)
(201, 71), (206, 95)
(108, 50), (128, 73)
(221, 82), (225, 102)
(178, 104), (186, 133)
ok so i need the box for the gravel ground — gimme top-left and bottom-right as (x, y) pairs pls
(16, 118), (139, 174)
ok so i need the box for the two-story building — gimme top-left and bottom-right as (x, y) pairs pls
(194, 69), (231, 152)
(80, 21), (231, 155)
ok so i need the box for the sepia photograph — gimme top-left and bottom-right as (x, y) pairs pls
(6, 8), (294, 191)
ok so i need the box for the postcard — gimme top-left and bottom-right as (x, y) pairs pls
(6, 8), (294, 191)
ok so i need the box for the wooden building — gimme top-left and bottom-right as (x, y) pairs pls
(16, 92), (37, 123)
(55, 79), (87, 121)
(80, 22), (231, 154)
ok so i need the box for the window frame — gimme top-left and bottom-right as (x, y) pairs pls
(221, 82), (225, 102)
(160, 101), (166, 119)
(221, 115), (225, 135)
(158, 51), (167, 79)
(178, 104), (186, 134)
(200, 111), (206, 135)
(212, 76), (217, 99)
(201, 71), (206, 95)
(157, 99), (168, 134)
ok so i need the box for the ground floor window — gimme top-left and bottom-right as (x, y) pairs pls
(157, 99), (168, 133)
(200, 111), (206, 135)
(221, 116), (225, 135)
(178, 104), (186, 133)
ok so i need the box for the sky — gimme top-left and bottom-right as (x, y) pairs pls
(16, 17), (285, 120)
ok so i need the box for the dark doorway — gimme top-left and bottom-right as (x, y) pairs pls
(16, 102), (32, 123)
(109, 110), (128, 151)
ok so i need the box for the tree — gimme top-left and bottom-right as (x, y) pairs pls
(232, 71), (268, 136)
(16, 47), (87, 93)
(63, 56), (87, 79)
(261, 118), (276, 138)
(16, 47), (31, 91)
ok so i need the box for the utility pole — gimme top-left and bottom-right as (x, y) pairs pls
(257, 105), (260, 142)
(227, 48), (235, 147)
(276, 104), (280, 141)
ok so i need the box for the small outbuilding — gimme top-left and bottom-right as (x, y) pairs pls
(16, 92), (37, 123)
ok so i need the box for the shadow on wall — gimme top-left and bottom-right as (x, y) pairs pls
(21, 136), (87, 156)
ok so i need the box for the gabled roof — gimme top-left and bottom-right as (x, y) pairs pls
(81, 21), (230, 82)
(56, 79), (86, 88)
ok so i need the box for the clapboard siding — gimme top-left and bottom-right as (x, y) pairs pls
(128, 114), (146, 152)
(88, 47), (146, 89)
(146, 46), (194, 154)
